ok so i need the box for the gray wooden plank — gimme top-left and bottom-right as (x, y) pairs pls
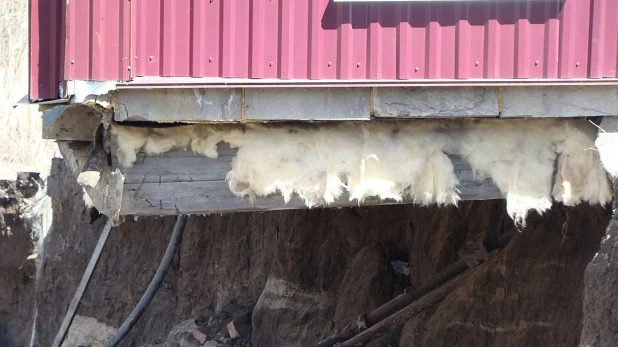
(121, 175), (502, 216)
(116, 147), (504, 215)
(118, 156), (231, 184)
(113, 144), (488, 185)
(112, 143), (236, 184)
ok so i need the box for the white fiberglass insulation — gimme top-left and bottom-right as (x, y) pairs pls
(111, 119), (612, 226)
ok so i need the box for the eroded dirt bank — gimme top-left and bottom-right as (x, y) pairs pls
(580, 179), (618, 347)
(6, 159), (610, 346)
(0, 174), (41, 347)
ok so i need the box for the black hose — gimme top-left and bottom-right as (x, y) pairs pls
(105, 214), (189, 347)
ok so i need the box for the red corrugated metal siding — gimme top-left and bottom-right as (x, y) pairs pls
(129, 0), (618, 80)
(29, 0), (64, 100)
(64, 0), (130, 81)
(589, 0), (618, 78)
(31, 0), (618, 92)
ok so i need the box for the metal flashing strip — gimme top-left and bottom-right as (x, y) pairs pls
(14, 94), (70, 106)
(117, 77), (618, 89)
(68, 80), (118, 103)
(333, 0), (556, 1)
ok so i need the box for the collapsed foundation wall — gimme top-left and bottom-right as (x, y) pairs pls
(25, 158), (610, 346)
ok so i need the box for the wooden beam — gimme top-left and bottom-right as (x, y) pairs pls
(114, 144), (503, 216)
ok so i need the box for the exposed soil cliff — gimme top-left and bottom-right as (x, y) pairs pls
(3, 159), (610, 346)
(0, 174), (41, 347)
(581, 179), (618, 347)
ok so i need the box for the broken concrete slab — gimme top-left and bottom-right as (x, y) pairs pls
(107, 85), (618, 122)
(81, 168), (124, 222)
(373, 87), (498, 118)
(501, 86), (618, 118)
(244, 88), (370, 120)
(42, 104), (103, 141)
(115, 88), (242, 122)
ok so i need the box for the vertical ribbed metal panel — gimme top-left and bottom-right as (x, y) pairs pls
(29, 0), (64, 100)
(54, 0), (618, 83)
(221, 1), (250, 77)
(279, 1), (310, 79)
(131, 0), (158, 76)
(249, 0), (279, 78)
(558, 0), (591, 78)
(589, 0), (618, 78)
(64, 0), (130, 81)
(191, 0), (220, 77)
(162, 0), (192, 76)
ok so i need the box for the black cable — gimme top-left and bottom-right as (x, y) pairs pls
(105, 214), (189, 347)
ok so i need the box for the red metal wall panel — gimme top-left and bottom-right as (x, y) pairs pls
(589, 0), (618, 78)
(249, 0), (279, 78)
(221, 1), (251, 78)
(191, 0), (222, 77)
(29, 0), (64, 100)
(34, 0), (618, 88)
(64, 0), (130, 81)
(130, 0), (618, 81)
(558, 0), (592, 78)
(279, 1), (310, 79)
(161, 0), (192, 76)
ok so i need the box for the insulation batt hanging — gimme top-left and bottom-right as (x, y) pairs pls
(111, 119), (612, 226)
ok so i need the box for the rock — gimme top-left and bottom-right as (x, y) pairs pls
(332, 245), (397, 330)
(390, 260), (410, 285)
(179, 337), (200, 347)
(580, 180), (618, 347)
(61, 315), (115, 347)
(227, 321), (240, 339)
(400, 204), (608, 347)
(252, 276), (337, 346)
(194, 308), (214, 327)
(192, 329), (207, 344)
(227, 310), (252, 341)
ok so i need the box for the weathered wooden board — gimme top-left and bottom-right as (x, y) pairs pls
(114, 144), (504, 216)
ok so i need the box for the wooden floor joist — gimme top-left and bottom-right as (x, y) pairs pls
(114, 143), (504, 216)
